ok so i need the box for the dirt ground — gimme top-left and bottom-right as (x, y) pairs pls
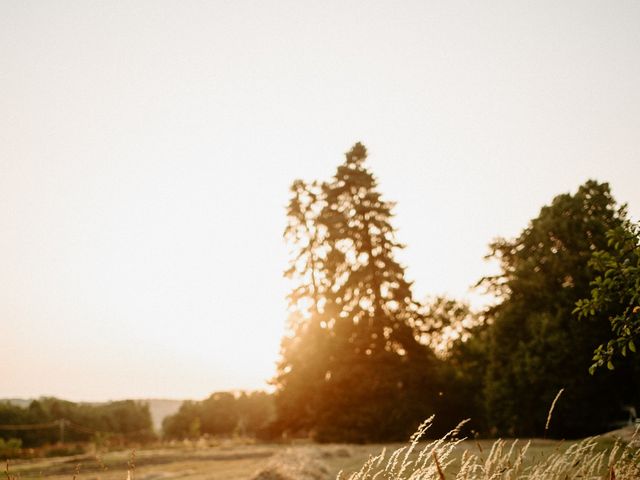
(5, 437), (593, 480)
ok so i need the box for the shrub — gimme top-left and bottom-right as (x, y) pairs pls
(0, 438), (22, 459)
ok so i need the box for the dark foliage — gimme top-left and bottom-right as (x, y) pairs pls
(274, 143), (443, 442)
(481, 180), (640, 437)
(162, 391), (274, 439)
(575, 220), (640, 372)
(0, 398), (154, 447)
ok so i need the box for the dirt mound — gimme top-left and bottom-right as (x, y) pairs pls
(251, 447), (330, 480)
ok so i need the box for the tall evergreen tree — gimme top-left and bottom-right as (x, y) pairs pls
(274, 143), (439, 442)
(274, 179), (331, 434)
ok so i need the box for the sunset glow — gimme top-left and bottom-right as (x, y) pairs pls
(2, 0), (639, 402)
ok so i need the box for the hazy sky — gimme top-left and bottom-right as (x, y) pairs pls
(2, 0), (639, 401)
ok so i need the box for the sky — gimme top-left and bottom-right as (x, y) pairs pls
(1, 0), (639, 401)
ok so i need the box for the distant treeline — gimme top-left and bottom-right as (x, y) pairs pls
(0, 398), (154, 447)
(162, 391), (274, 439)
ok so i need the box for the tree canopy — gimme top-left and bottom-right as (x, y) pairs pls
(575, 220), (640, 372)
(273, 143), (441, 442)
(0, 398), (154, 447)
(272, 151), (640, 441)
(162, 391), (274, 439)
(481, 180), (640, 437)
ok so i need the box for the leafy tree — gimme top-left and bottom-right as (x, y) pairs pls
(161, 391), (274, 439)
(417, 296), (481, 357)
(199, 392), (238, 436)
(162, 400), (201, 439)
(417, 297), (489, 435)
(481, 180), (639, 437)
(235, 391), (275, 436)
(274, 143), (440, 442)
(575, 220), (640, 372)
(442, 321), (490, 436)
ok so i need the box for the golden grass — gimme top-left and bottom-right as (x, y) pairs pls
(5, 422), (639, 480)
(340, 418), (640, 480)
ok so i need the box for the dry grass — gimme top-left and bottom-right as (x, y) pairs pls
(340, 418), (640, 480)
(5, 422), (639, 480)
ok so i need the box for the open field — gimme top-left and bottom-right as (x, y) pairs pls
(6, 436), (620, 480)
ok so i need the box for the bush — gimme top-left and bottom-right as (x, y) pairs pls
(0, 438), (22, 459)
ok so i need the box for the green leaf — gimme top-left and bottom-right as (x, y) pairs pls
(607, 360), (615, 370)
(629, 340), (636, 353)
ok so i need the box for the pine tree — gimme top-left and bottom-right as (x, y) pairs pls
(273, 179), (330, 434)
(273, 143), (439, 442)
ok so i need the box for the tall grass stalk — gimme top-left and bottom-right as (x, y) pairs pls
(341, 418), (640, 480)
(544, 388), (564, 438)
